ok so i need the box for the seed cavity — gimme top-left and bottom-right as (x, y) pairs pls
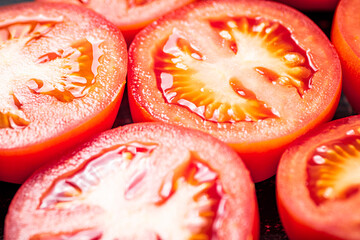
(307, 135), (360, 205)
(154, 17), (316, 123)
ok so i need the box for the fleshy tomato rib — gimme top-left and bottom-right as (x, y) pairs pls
(277, 115), (360, 240)
(128, 0), (341, 182)
(0, 2), (127, 183)
(5, 123), (259, 240)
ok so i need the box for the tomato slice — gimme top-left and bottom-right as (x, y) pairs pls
(277, 115), (360, 239)
(5, 123), (259, 239)
(0, 2), (127, 183)
(127, 0), (341, 182)
(35, 0), (196, 43)
(273, 0), (339, 11)
(332, 0), (360, 113)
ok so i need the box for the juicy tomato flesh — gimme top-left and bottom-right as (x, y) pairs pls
(0, 3), (127, 183)
(154, 17), (316, 123)
(38, 142), (224, 239)
(5, 124), (258, 239)
(277, 116), (360, 240)
(0, 16), (103, 129)
(331, 0), (360, 113)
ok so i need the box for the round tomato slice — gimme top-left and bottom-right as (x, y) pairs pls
(332, 0), (360, 113)
(127, 0), (341, 182)
(0, 2), (127, 183)
(277, 115), (360, 239)
(274, 0), (339, 11)
(5, 123), (259, 240)
(35, 0), (196, 43)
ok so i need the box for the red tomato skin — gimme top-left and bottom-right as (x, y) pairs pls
(0, 93), (123, 184)
(277, 115), (360, 240)
(128, 0), (342, 182)
(5, 123), (259, 240)
(331, 0), (360, 113)
(274, 0), (339, 11)
(35, 0), (197, 44)
(0, 2), (127, 183)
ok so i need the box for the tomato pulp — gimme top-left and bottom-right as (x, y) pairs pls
(5, 123), (259, 239)
(128, 0), (342, 182)
(36, 0), (196, 43)
(332, 0), (360, 113)
(277, 115), (360, 239)
(0, 2), (127, 183)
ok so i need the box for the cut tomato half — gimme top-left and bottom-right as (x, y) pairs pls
(35, 0), (196, 43)
(128, 0), (342, 182)
(332, 0), (360, 113)
(0, 2), (127, 183)
(277, 115), (360, 239)
(5, 123), (259, 240)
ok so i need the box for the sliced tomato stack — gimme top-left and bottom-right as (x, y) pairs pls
(0, 2), (127, 183)
(277, 115), (360, 239)
(5, 123), (259, 240)
(128, 0), (342, 182)
(35, 0), (197, 43)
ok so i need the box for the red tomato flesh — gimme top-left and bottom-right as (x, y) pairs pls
(277, 115), (360, 240)
(0, 2), (127, 183)
(128, 0), (342, 182)
(35, 0), (197, 43)
(5, 123), (259, 240)
(332, 0), (360, 113)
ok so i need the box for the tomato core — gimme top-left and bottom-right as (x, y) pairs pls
(307, 134), (360, 205)
(154, 17), (317, 123)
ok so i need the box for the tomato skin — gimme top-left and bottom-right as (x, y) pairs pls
(36, 0), (197, 44)
(5, 123), (259, 240)
(0, 2), (127, 183)
(274, 0), (339, 11)
(331, 0), (360, 113)
(128, 0), (342, 182)
(277, 115), (360, 240)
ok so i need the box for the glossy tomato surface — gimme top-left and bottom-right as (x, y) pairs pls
(274, 0), (339, 11)
(332, 0), (360, 113)
(277, 115), (360, 240)
(5, 123), (259, 240)
(128, 0), (342, 182)
(0, 2), (127, 183)
(36, 0), (197, 43)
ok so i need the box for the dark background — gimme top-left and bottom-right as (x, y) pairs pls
(0, 1), (355, 239)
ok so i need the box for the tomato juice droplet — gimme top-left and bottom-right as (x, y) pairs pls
(39, 142), (157, 209)
(307, 135), (360, 205)
(154, 17), (316, 123)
